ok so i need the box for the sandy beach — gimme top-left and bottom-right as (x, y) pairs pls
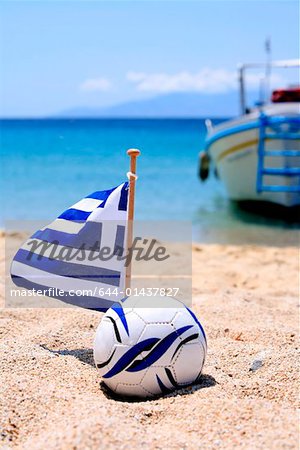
(0, 233), (299, 449)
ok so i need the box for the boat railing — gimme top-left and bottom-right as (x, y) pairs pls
(238, 59), (300, 114)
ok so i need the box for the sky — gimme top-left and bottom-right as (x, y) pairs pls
(0, 0), (299, 117)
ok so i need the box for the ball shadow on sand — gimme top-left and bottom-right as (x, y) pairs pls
(40, 345), (95, 366)
(100, 373), (217, 403)
(40, 345), (216, 402)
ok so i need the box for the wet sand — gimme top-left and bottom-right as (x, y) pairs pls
(0, 233), (299, 449)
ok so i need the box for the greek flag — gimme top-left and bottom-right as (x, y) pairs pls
(10, 182), (129, 311)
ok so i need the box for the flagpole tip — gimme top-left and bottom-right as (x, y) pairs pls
(127, 148), (141, 157)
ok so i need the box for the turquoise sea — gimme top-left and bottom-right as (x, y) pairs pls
(1, 119), (299, 245)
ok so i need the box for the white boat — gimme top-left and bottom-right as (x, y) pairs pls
(200, 59), (300, 208)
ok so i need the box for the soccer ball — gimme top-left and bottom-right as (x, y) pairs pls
(93, 295), (207, 398)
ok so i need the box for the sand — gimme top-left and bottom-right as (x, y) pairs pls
(0, 233), (299, 449)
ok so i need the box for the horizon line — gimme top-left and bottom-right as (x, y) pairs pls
(0, 116), (232, 120)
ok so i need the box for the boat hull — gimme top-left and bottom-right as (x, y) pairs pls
(206, 104), (300, 207)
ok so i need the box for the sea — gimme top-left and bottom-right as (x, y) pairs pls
(1, 118), (299, 245)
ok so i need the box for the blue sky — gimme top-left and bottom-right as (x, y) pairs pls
(0, 0), (298, 117)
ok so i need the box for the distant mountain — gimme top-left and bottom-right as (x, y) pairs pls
(58, 91), (259, 118)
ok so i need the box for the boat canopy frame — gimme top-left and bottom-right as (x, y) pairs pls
(238, 59), (300, 115)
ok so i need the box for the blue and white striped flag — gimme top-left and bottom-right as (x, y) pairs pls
(10, 182), (129, 311)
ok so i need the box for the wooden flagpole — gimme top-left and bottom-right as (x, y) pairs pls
(125, 148), (141, 290)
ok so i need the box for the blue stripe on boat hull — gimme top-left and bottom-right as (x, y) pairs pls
(205, 116), (300, 150)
